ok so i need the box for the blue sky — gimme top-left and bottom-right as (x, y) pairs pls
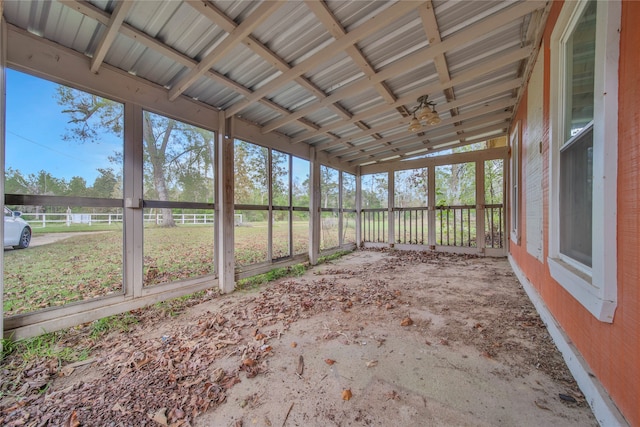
(5, 69), (122, 184)
(5, 69), (313, 188)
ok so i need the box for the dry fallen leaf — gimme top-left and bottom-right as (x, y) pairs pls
(325, 359), (336, 365)
(150, 407), (168, 426)
(255, 333), (266, 340)
(59, 365), (75, 377)
(64, 410), (80, 427)
(296, 355), (304, 376)
(534, 400), (551, 411)
(400, 317), (413, 326)
(342, 389), (353, 401)
(242, 358), (257, 367)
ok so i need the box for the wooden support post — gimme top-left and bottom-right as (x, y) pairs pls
(355, 166), (362, 247)
(308, 147), (321, 264)
(267, 149), (273, 261)
(217, 112), (235, 293)
(338, 171), (344, 246)
(288, 155), (293, 257)
(1, 15), (6, 343)
(428, 166), (436, 248)
(123, 103), (144, 298)
(476, 160), (486, 253)
(387, 170), (395, 245)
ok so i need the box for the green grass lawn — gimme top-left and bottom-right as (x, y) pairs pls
(3, 221), (314, 316)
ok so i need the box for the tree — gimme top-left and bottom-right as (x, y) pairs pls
(57, 87), (215, 227)
(68, 176), (88, 197)
(5, 167), (34, 194)
(361, 173), (387, 209)
(234, 140), (255, 204)
(91, 168), (119, 199)
(320, 166), (339, 208)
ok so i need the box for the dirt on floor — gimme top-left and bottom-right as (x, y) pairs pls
(0, 249), (597, 426)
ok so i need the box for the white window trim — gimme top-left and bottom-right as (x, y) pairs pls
(548, 0), (620, 322)
(510, 121), (520, 244)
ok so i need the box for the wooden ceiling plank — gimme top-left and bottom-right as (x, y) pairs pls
(418, 1), (462, 121)
(168, 1), (284, 101)
(89, 0), (133, 73)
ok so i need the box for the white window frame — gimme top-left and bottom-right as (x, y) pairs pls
(548, 0), (620, 322)
(510, 121), (520, 244)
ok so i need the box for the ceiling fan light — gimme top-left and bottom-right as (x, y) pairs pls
(426, 111), (441, 125)
(408, 117), (422, 132)
(417, 106), (434, 121)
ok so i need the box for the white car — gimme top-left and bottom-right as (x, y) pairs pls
(4, 207), (31, 249)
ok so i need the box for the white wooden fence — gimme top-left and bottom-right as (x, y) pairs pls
(21, 212), (217, 227)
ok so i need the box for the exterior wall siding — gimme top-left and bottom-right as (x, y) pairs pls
(524, 47), (544, 261)
(509, 1), (640, 425)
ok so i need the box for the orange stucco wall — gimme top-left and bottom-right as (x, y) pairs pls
(509, 1), (640, 425)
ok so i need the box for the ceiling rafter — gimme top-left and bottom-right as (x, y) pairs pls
(347, 124), (508, 166)
(167, 1), (283, 101)
(185, 0), (351, 121)
(308, 46), (530, 152)
(330, 111), (513, 162)
(417, 1), (462, 131)
(332, 101), (514, 161)
(224, 1), (424, 118)
(59, 0), (332, 137)
(294, 74), (523, 146)
(265, 1), (542, 141)
(316, 81), (519, 153)
(341, 119), (511, 165)
(355, 131), (508, 166)
(90, 0), (132, 74)
(30, 0), (549, 166)
(256, 0), (397, 135)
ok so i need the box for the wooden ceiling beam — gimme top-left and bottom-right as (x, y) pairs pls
(334, 109), (513, 162)
(224, 1), (423, 118)
(288, 0), (397, 134)
(347, 124), (508, 166)
(60, 0), (331, 136)
(168, 1), (283, 101)
(329, 110), (513, 161)
(186, 0), (351, 121)
(314, 56), (530, 154)
(258, 1), (542, 136)
(299, 75), (522, 146)
(89, 0), (133, 73)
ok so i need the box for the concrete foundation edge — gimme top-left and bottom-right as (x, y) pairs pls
(508, 255), (628, 427)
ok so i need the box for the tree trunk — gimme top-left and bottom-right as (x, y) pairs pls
(144, 116), (176, 227)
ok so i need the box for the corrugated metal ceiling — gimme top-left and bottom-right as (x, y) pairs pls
(2, 0), (549, 167)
